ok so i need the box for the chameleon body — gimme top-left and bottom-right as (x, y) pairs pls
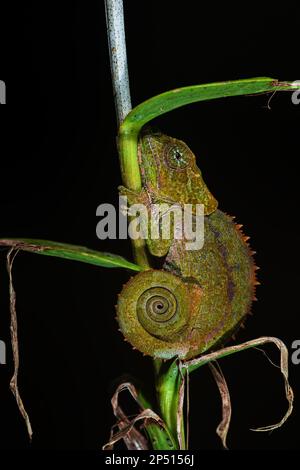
(117, 131), (257, 359)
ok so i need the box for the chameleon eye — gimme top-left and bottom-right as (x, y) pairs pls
(165, 145), (189, 170)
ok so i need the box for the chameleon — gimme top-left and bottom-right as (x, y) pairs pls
(117, 130), (258, 360)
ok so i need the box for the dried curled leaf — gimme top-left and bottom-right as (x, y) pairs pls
(103, 408), (166, 450)
(103, 381), (171, 450)
(209, 361), (231, 449)
(7, 248), (33, 439)
(107, 382), (149, 450)
(183, 336), (294, 433)
(176, 366), (185, 450)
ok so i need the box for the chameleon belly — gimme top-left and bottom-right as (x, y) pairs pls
(116, 210), (256, 360)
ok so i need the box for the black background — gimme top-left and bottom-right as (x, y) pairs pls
(0, 1), (299, 451)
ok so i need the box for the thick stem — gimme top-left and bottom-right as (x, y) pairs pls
(137, 389), (178, 450)
(154, 360), (186, 450)
(104, 0), (132, 125)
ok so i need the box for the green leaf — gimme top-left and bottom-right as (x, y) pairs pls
(118, 77), (298, 191)
(122, 77), (295, 134)
(0, 238), (141, 272)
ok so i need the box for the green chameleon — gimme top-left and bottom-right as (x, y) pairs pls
(117, 130), (258, 360)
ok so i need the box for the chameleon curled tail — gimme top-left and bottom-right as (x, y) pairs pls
(117, 132), (258, 359)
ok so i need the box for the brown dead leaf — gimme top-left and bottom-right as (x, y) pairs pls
(209, 361), (231, 449)
(184, 336), (294, 433)
(7, 248), (33, 439)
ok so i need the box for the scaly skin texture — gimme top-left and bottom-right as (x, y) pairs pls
(117, 131), (257, 359)
(119, 130), (218, 257)
(163, 210), (256, 358)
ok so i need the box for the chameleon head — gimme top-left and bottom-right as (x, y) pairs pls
(116, 269), (204, 360)
(139, 130), (218, 215)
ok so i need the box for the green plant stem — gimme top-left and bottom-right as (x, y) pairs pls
(118, 126), (149, 268)
(137, 389), (178, 450)
(118, 126), (141, 191)
(154, 359), (186, 449)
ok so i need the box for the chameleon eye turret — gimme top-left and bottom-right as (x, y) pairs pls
(164, 142), (191, 170)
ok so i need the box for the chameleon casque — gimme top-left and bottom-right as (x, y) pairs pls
(117, 130), (258, 360)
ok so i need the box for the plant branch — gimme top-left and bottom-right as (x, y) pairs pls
(104, 0), (132, 125)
